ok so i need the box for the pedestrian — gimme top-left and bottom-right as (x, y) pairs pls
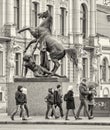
(76, 78), (93, 120)
(64, 85), (77, 120)
(45, 88), (58, 119)
(10, 85), (26, 120)
(20, 87), (31, 119)
(87, 86), (97, 117)
(51, 84), (64, 118)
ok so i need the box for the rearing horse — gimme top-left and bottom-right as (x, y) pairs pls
(18, 10), (78, 75)
(18, 10), (52, 71)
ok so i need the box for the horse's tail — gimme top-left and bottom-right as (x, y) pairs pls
(18, 27), (31, 33)
(65, 48), (78, 67)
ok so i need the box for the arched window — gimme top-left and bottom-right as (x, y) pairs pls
(80, 4), (87, 38)
(15, 53), (21, 76)
(102, 58), (108, 82)
(82, 58), (88, 78)
(32, 2), (40, 27)
(14, 0), (20, 29)
(0, 51), (3, 76)
(60, 7), (66, 36)
(103, 87), (109, 97)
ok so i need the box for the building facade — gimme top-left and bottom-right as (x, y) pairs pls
(0, 0), (110, 112)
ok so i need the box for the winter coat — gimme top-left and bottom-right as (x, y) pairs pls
(45, 92), (54, 105)
(15, 86), (26, 105)
(54, 89), (62, 105)
(66, 90), (75, 109)
(87, 89), (97, 105)
(15, 91), (26, 105)
(79, 83), (89, 100)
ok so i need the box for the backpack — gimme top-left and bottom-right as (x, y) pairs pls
(87, 94), (93, 101)
(64, 93), (68, 101)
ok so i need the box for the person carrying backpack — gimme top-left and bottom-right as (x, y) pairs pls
(64, 85), (77, 120)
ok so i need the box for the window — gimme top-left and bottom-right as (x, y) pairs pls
(15, 53), (21, 76)
(103, 87), (109, 97)
(14, 0), (20, 29)
(0, 51), (3, 76)
(82, 58), (88, 78)
(102, 58), (108, 82)
(32, 2), (39, 27)
(60, 7), (66, 35)
(80, 4), (87, 38)
(0, 92), (2, 101)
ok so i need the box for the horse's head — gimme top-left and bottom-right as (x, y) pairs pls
(38, 10), (49, 19)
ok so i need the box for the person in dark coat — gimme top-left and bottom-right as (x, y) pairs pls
(51, 84), (64, 118)
(20, 87), (31, 119)
(87, 87), (97, 117)
(10, 85), (26, 120)
(65, 85), (77, 120)
(45, 88), (58, 119)
(76, 78), (93, 120)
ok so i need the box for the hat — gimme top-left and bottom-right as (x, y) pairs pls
(22, 88), (27, 94)
(81, 78), (87, 82)
(67, 85), (73, 91)
(48, 88), (52, 93)
(57, 84), (61, 89)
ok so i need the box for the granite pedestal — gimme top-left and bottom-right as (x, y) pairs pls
(7, 77), (70, 116)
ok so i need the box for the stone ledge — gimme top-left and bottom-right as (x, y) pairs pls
(14, 76), (69, 82)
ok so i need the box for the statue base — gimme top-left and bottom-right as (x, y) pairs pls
(7, 77), (70, 116)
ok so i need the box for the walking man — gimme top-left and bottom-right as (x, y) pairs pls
(11, 85), (26, 120)
(51, 84), (64, 118)
(76, 78), (93, 120)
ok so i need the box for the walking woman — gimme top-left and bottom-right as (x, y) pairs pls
(64, 85), (77, 120)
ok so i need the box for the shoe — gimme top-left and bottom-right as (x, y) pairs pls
(22, 118), (27, 120)
(49, 116), (53, 119)
(27, 116), (32, 119)
(45, 117), (50, 119)
(60, 116), (64, 119)
(55, 116), (59, 119)
(76, 117), (82, 120)
(88, 116), (94, 120)
(65, 118), (69, 120)
(10, 116), (14, 120)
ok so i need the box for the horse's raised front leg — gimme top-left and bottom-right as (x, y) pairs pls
(51, 59), (60, 74)
(18, 27), (30, 33)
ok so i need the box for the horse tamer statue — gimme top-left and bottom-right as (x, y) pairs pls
(18, 10), (78, 76)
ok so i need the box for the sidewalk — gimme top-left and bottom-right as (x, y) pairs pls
(0, 114), (110, 125)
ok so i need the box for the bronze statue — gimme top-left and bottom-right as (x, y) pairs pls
(18, 10), (78, 76)
(18, 10), (52, 71)
(23, 54), (64, 77)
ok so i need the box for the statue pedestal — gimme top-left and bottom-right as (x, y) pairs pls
(7, 77), (69, 116)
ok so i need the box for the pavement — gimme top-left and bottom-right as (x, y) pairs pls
(0, 113), (110, 125)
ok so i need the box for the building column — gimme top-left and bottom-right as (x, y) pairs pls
(90, 0), (96, 37)
(68, 0), (73, 35)
(73, 0), (82, 45)
(6, 0), (14, 25)
(73, 0), (80, 35)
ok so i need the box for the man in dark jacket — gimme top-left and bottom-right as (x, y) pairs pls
(11, 85), (26, 120)
(45, 88), (58, 119)
(76, 78), (93, 120)
(20, 87), (30, 119)
(51, 84), (64, 118)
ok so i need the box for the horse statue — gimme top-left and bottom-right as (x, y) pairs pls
(18, 10), (52, 71)
(18, 10), (78, 75)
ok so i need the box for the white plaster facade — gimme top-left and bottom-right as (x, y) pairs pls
(0, 0), (110, 112)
